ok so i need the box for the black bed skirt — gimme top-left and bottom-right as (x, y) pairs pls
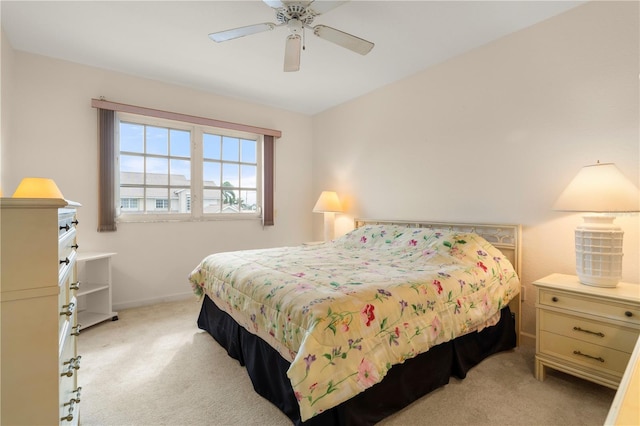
(197, 295), (516, 425)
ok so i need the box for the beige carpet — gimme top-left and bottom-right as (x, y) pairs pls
(78, 299), (616, 425)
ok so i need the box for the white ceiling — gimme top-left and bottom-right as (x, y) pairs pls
(1, 1), (584, 115)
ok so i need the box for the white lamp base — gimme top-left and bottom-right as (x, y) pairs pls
(323, 212), (336, 242)
(575, 215), (623, 288)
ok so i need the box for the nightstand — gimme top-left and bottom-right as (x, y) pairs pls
(533, 273), (640, 389)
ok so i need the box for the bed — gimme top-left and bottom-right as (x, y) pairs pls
(189, 219), (522, 425)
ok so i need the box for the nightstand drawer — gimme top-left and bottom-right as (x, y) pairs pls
(539, 310), (638, 353)
(539, 331), (630, 376)
(539, 288), (640, 325)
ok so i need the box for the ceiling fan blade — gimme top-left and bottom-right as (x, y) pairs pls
(209, 23), (276, 43)
(307, 1), (348, 15)
(313, 25), (374, 55)
(263, 0), (287, 9)
(283, 34), (301, 72)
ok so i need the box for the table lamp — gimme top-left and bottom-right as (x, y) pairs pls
(313, 191), (342, 241)
(12, 177), (65, 199)
(553, 162), (639, 287)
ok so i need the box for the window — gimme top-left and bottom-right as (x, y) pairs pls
(117, 112), (261, 221)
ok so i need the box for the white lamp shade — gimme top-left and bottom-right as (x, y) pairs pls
(12, 177), (65, 199)
(553, 162), (639, 212)
(313, 191), (343, 213)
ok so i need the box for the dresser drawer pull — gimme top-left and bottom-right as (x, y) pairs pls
(625, 311), (633, 317)
(551, 296), (559, 302)
(70, 281), (81, 291)
(71, 244), (79, 250)
(64, 398), (79, 407)
(73, 386), (82, 402)
(60, 302), (76, 317)
(573, 326), (605, 338)
(61, 356), (82, 377)
(60, 224), (70, 231)
(72, 219), (79, 226)
(60, 257), (70, 265)
(71, 324), (82, 336)
(573, 350), (605, 363)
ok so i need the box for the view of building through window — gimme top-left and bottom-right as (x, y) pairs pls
(118, 116), (260, 218)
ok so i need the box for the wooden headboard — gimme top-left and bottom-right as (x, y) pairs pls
(354, 218), (522, 344)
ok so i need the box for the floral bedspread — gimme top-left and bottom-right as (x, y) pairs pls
(188, 225), (520, 421)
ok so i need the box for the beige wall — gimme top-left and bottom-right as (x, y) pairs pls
(2, 2), (638, 340)
(1, 50), (315, 309)
(312, 1), (640, 340)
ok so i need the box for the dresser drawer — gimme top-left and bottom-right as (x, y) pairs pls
(58, 229), (77, 280)
(539, 288), (640, 325)
(59, 295), (77, 344)
(59, 323), (80, 424)
(539, 330), (631, 376)
(539, 310), (639, 353)
(58, 211), (77, 238)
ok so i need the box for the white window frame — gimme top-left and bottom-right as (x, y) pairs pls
(116, 112), (262, 223)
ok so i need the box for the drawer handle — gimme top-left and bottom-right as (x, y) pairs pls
(70, 281), (81, 291)
(625, 311), (633, 318)
(72, 219), (79, 226)
(73, 386), (82, 402)
(60, 257), (70, 265)
(64, 398), (79, 407)
(551, 296), (559, 302)
(60, 302), (75, 317)
(61, 413), (74, 422)
(71, 244), (79, 250)
(573, 350), (604, 363)
(573, 326), (605, 338)
(61, 356), (82, 377)
(71, 324), (82, 336)
(59, 224), (70, 231)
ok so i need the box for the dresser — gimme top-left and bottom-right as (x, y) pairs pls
(534, 273), (640, 389)
(0, 198), (82, 425)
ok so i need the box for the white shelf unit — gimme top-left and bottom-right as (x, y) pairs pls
(76, 252), (118, 328)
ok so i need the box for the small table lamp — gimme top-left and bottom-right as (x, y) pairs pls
(313, 191), (343, 241)
(553, 162), (640, 287)
(12, 177), (65, 199)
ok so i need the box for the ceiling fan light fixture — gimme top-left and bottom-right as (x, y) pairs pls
(284, 34), (302, 72)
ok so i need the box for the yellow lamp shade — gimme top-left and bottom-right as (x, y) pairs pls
(12, 177), (65, 199)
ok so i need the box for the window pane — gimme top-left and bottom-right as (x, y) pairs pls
(146, 157), (168, 185)
(120, 122), (144, 153)
(222, 188), (239, 211)
(222, 136), (239, 161)
(203, 189), (221, 213)
(170, 129), (190, 157)
(203, 161), (220, 186)
(222, 163), (239, 187)
(240, 165), (256, 188)
(120, 155), (144, 184)
(170, 159), (191, 182)
(171, 188), (191, 213)
(148, 187), (168, 212)
(147, 126), (168, 155)
(203, 134), (221, 159)
(120, 193), (142, 211)
(241, 139), (256, 163)
(240, 190), (257, 212)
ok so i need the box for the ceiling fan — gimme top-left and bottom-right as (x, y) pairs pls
(208, 0), (374, 72)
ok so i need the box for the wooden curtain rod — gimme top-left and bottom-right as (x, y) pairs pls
(91, 98), (282, 138)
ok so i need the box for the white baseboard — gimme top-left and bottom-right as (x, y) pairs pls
(113, 291), (194, 312)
